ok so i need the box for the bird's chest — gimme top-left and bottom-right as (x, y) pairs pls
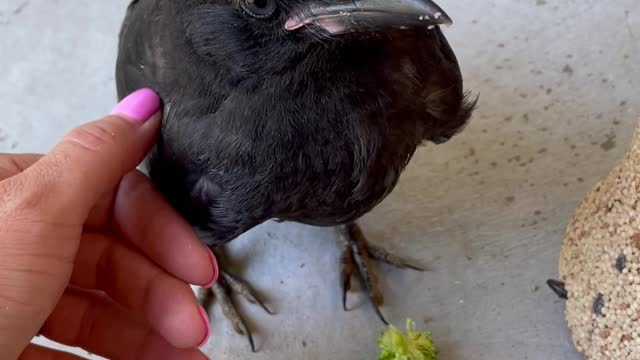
(161, 71), (423, 226)
(206, 94), (418, 225)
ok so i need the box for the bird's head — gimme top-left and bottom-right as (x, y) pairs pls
(178, 0), (454, 77)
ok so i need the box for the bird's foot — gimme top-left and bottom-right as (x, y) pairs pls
(336, 222), (424, 325)
(197, 268), (274, 352)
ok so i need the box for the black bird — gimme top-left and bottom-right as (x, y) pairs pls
(116, 0), (476, 351)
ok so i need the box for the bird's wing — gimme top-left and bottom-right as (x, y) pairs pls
(414, 27), (476, 144)
(115, 0), (173, 100)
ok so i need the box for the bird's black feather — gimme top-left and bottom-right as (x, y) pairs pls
(115, 0), (476, 246)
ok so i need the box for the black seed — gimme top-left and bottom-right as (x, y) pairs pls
(546, 279), (568, 300)
(593, 293), (605, 316)
(616, 254), (627, 272)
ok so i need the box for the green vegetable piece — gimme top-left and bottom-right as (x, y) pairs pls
(377, 318), (437, 360)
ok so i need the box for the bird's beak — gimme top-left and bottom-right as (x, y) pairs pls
(285, 0), (453, 35)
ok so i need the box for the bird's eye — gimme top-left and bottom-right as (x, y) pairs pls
(240, 0), (276, 19)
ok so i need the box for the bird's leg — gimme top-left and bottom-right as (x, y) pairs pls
(197, 250), (274, 353)
(336, 222), (424, 325)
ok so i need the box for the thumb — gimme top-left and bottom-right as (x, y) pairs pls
(21, 88), (162, 221)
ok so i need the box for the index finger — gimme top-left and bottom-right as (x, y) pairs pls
(112, 171), (217, 287)
(18, 89), (162, 223)
(21, 113), (161, 222)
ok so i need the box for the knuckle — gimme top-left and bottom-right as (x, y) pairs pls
(0, 170), (76, 226)
(0, 181), (47, 225)
(0, 177), (41, 216)
(65, 121), (129, 152)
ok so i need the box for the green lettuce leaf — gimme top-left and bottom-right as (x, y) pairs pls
(377, 318), (437, 360)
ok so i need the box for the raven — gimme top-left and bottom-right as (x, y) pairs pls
(116, 0), (476, 351)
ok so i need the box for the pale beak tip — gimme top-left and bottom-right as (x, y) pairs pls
(433, 10), (453, 26)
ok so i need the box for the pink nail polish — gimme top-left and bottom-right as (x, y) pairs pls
(198, 305), (211, 348)
(203, 248), (219, 289)
(110, 88), (161, 124)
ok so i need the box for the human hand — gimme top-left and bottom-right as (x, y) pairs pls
(0, 89), (218, 360)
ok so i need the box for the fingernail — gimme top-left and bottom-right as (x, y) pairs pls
(202, 248), (219, 289)
(110, 88), (161, 124)
(198, 305), (211, 348)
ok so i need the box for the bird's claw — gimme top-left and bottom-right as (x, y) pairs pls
(221, 271), (275, 315)
(198, 269), (274, 353)
(337, 222), (423, 325)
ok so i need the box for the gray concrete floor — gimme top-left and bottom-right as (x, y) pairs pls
(2, 0), (639, 359)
